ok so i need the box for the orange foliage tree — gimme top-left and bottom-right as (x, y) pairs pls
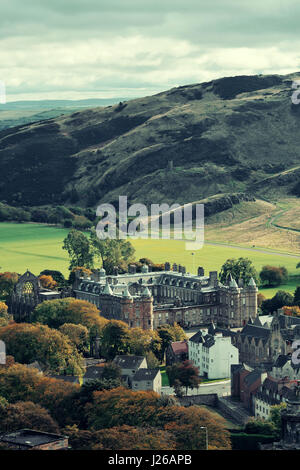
(0, 272), (19, 300)
(85, 387), (231, 450)
(0, 400), (60, 434)
(0, 323), (85, 375)
(38, 275), (57, 290)
(282, 305), (300, 317)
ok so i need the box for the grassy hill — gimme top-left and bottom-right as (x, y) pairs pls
(1, 72), (300, 209)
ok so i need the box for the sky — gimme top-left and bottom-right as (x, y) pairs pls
(1, 0), (300, 101)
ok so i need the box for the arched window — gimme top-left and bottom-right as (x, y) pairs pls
(23, 282), (33, 294)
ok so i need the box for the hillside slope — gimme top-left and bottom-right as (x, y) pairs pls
(1, 73), (300, 208)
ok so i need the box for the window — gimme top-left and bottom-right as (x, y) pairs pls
(23, 281), (34, 294)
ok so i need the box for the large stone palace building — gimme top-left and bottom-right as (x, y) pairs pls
(73, 262), (258, 330)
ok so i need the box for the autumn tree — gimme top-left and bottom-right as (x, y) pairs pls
(219, 258), (259, 285)
(160, 405), (231, 450)
(86, 387), (163, 430)
(39, 270), (66, 288)
(61, 376), (126, 429)
(127, 327), (162, 358)
(31, 298), (107, 333)
(59, 323), (89, 354)
(167, 360), (201, 395)
(85, 387), (231, 450)
(0, 400), (59, 434)
(68, 266), (92, 285)
(145, 350), (160, 369)
(63, 229), (94, 270)
(0, 301), (10, 327)
(0, 363), (78, 426)
(269, 403), (287, 438)
(0, 323), (85, 375)
(39, 274), (57, 290)
(0, 272), (19, 300)
(91, 425), (176, 450)
(281, 306), (300, 317)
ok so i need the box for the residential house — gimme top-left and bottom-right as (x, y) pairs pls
(254, 376), (295, 420)
(166, 340), (188, 366)
(132, 368), (161, 394)
(189, 325), (239, 379)
(231, 365), (268, 413)
(113, 355), (147, 387)
(270, 354), (300, 381)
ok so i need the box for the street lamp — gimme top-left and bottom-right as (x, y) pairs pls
(200, 426), (208, 450)
(191, 252), (195, 274)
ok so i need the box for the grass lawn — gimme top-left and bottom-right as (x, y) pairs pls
(0, 222), (299, 298)
(160, 366), (170, 387)
(201, 377), (229, 384)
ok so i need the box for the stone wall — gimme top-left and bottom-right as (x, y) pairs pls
(178, 393), (218, 407)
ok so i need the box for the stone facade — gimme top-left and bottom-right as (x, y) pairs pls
(73, 263), (258, 330)
(8, 270), (62, 322)
(232, 311), (300, 368)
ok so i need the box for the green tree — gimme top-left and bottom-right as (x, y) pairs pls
(63, 229), (94, 270)
(269, 403), (287, 438)
(101, 362), (122, 380)
(261, 291), (294, 314)
(157, 324), (187, 362)
(101, 320), (131, 360)
(294, 286), (300, 307)
(260, 266), (289, 287)
(145, 351), (160, 369)
(219, 258), (259, 285)
(90, 229), (135, 274)
(244, 417), (276, 437)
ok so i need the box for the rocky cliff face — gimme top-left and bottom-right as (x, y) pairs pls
(0, 72), (300, 208)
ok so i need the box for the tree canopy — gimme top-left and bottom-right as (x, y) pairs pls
(219, 257), (259, 285)
(0, 323), (85, 375)
(259, 265), (288, 287)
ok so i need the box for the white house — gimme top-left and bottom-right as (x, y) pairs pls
(188, 325), (239, 379)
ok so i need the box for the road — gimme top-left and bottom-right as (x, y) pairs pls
(161, 379), (231, 397)
(205, 241), (300, 259)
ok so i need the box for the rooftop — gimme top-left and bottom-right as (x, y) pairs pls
(0, 429), (67, 448)
(132, 368), (160, 382)
(113, 355), (146, 369)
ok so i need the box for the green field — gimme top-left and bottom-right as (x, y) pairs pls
(0, 222), (299, 298)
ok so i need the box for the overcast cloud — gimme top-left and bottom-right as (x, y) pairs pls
(1, 0), (300, 101)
